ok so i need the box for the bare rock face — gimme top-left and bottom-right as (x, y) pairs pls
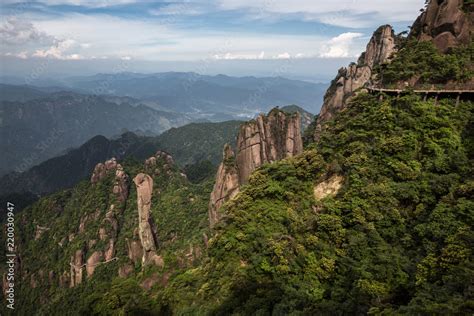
(103, 205), (119, 237)
(209, 108), (303, 227)
(412, 0), (473, 52)
(70, 249), (84, 287)
(133, 173), (162, 267)
(91, 163), (106, 184)
(104, 239), (115, 261)
(145, 151), (175, 176)
(91, 158), (117, 183)
(314, 175), (344, 200)
(208, 145), (240, 227)
(113, 165), (130, 202)
(86, 251), (103, 277)
(127, 239), (144, 264)
(315, 25), (397, 140)
(237, 109), (303, 184)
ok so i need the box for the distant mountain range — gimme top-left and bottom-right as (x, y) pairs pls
(1, 72), (327, 116)
(0, 73), (323, 176)
(0, 89), (192, 176)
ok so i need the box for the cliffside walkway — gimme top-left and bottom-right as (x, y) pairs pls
(70, 257), (119, 269)
(367, 86), (473, 105)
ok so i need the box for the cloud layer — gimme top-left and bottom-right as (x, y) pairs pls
(0, 0), (425, 62)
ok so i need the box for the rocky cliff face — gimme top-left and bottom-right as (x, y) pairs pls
(412, 0), (473, 52)
(209, 109), (303, 227)
(314, 25), (397, 140)
(237, 109), (303, 184)
(208, 145), (240, 227)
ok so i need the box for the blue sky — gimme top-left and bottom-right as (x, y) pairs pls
(0, 0), (425, 81)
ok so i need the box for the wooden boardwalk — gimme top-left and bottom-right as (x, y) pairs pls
(367, 86), (473, 105)
(368, 87), (473, 94)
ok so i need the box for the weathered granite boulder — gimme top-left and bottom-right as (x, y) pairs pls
(412, 0), (473, 52)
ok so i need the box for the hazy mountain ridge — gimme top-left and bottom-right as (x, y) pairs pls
(60, 72), (327, 115)
(0, 92), (192, 176)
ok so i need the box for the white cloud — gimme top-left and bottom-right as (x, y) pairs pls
(30, 13), (334, 61)
(4, 51), (28, 59)
(5, 0), (139, 8)
(275, 52), (291, 59)
(32, 38), (83, 59)
(213, 51), (311, 60)
(320, 32), (363, 58)
(213, 51), (266, 60)
(0, 17), (86, 60)
(216, 0), (425, 28)
(0, 18), (54, 45)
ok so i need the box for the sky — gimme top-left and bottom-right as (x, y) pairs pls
(0, 0), (425, 82)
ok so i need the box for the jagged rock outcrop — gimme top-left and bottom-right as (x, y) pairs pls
(104, 239), (115, 261)
(411, 0), (473, 52)
(91, 163), (107, 184)
(91, 158), (130, 202)
(237, 109), (303, 184)
(315, 25), (397, 140)
(113, 165), (130, 202)
(133, 173), (163, 267)
(91, 158), (117, 183)
(145, 151), (176, 177)
(208, 145), (240, 227)
(209, 109), (303, 227)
